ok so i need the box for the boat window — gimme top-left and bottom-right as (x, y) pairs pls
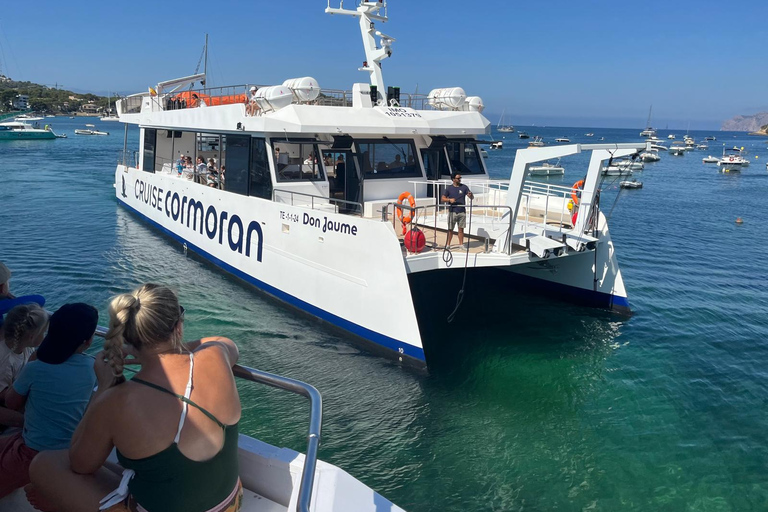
(355, 139), (420, 179)
(166, 131), (182, 138)
(224, 135), (250, 196)
(446, 141), (484, 175)
(249, 138), (272, 200)
(142, 129), (157, 173)
(272, 142), (325, 183)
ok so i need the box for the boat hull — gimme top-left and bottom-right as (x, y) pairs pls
(0, 130), (55, 140)
(115, 166), (427, 369)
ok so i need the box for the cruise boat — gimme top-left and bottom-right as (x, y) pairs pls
(528, 159), (565, 176)
(0, 328), (405, 512)
(0, 120), (57, 140)
(112, 0), (643, 369)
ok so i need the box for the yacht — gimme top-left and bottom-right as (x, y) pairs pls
(0, 120), (57, 140)
(101, 93), (121, 121)
(670, 141), (686, 156)
(639, 150), (661, 162)
(496, 109), (514, 132)
(14, 114), (44, 122)
(111, 0), (641, 370)
(717, 147), (747, 171)
(639, 106), (656, 137)
(528, 159), (565, 176)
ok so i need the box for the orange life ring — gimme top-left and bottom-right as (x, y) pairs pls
(571, 180), (585, 205)
(395, 191), (416, 233)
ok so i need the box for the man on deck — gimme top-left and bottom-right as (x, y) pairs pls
(441, 173), (474, 248)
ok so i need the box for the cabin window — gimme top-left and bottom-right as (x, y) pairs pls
(355, 139), (420, 179)
(249, 138), (272, 199)
(272, 142), (325, 183)
(142, 128), (157, 173)
(166, 131), (182, 138)
(224, 135), (250, 196)
(446, 142), (484, 175)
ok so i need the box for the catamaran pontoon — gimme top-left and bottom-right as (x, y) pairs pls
(113, 1), (644, 369)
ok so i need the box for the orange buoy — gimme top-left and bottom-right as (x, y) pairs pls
(736, 217), (744, 224)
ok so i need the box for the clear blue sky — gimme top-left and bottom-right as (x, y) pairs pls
(2, 0), (766, 129)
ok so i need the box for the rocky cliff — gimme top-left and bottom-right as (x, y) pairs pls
(721, 112), (768, 132)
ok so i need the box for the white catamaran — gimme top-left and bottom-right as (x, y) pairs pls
(112, 0), (643, 370)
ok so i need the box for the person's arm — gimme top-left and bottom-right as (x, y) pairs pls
(5, 385), (27, 411)
(6, 363), (33, 411)
(185, 337), (239, 367)
(0, 406), (23, 428)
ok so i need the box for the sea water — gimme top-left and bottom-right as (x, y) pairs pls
(2, 118), (768, 511)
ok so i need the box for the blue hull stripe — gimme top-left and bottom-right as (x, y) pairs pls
(120, 200), (426, 362)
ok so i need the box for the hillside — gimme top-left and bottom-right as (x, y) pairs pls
(0, 75), (107, 114)
(720, 112), (768, 132)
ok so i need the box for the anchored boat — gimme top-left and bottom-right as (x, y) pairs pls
(112, 1), (642, 369)
(0, 120), (57, 140)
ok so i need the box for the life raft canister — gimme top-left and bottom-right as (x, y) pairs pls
(395, 191), (416, 234)
(571, 179), (585, 205)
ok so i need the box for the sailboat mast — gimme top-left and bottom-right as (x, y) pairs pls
(203, 33), (208, 92)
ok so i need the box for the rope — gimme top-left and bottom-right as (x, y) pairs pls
(447, 198), (473, 323)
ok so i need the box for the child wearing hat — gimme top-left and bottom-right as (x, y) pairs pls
(0, 303), (98, 499)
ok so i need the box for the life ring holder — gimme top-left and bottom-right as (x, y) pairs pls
(395, 191), (417, 234)
(571, 179), (585, 205)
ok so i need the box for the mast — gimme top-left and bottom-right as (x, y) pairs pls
(646, 105), (653, 128)
(326, 1), (394, 105)
(204, 33), (208, 88)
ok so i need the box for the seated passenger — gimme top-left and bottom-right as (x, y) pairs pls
(0, 303), (98, 499)
(0, 304), (49, 430)
(303, 152), (317, 165)
(376, 161), (388, 172)
(0, 261), (45, 330)
(390, 154), (403, 169)
(30, 284), (242, 512)
(245, 86), (259, 116)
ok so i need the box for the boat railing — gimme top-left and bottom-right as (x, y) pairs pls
(118, 95), (144, 115)
(92, 325), (322, 512)
(382, 201), (514, 255)
(272, 188), (363, 215)
(117, 149), (140, 168)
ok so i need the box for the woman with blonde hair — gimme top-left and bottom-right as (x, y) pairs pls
(30, 284), (242, 512)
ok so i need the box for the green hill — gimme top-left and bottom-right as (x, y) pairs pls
(0, 76), (108, 114)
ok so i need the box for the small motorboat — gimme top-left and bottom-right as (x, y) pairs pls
(55, 133), (68, 139)
(602, 166), (633, 176)
(584, 133), (594, 137)
(75, 129), (93, 135)
(651, 143), (668, 151)
(490, 140), (503, 149)
(555, 137), (570, 143)
(528, 159), (565, 176)
(670, 141), (686, 156)
(705, 136), (716, 141)
(640, 150), (660, 162)
(667, 134), (676, 139)
(702, 155), (719, 163)
(697, 143), (708, 150)
(518, 131), (530, 139)
(620, 179), (643, 189)
(528, 136), (545, 147)
(611, 159), (644, 170)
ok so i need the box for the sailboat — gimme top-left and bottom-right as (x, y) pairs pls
(497, 109), (514, 132)
(100, 93), (120, 122)
(639, 105), (656, 138)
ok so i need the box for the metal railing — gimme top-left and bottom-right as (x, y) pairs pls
(117, 149), (139, 167)
(383, 201), (514, 255)
(92, 326), (322, 512)
(272, 188), (363, 215)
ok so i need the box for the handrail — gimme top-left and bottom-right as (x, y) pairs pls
(93, 326), (321, 512)
(272, 188), (363, 215)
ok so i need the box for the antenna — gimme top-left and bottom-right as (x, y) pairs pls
(325, 1), (393, 105)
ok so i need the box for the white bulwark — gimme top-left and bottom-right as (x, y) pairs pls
(114, 1), (640, 369)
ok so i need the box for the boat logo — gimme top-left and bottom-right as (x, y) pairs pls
(132, 178), (263, 262)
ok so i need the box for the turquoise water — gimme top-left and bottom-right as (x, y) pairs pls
(2, 118), (768, 511)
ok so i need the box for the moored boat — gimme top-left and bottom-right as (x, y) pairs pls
(0, 120), (57, 140)
(111, 0), (639, 369)
(702, 155), (719, 163)
(528, 159), (565, 176)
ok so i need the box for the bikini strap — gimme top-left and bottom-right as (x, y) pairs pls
(130, 355), (226, 431)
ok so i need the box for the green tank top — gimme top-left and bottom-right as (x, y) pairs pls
(116, 361), (239, 512)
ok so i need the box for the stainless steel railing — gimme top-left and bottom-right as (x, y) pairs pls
(272, 188), (363, 215)
(93, 326), (322, 512)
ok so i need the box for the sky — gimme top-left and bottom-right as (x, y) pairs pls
(1, 0), (767, 129)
